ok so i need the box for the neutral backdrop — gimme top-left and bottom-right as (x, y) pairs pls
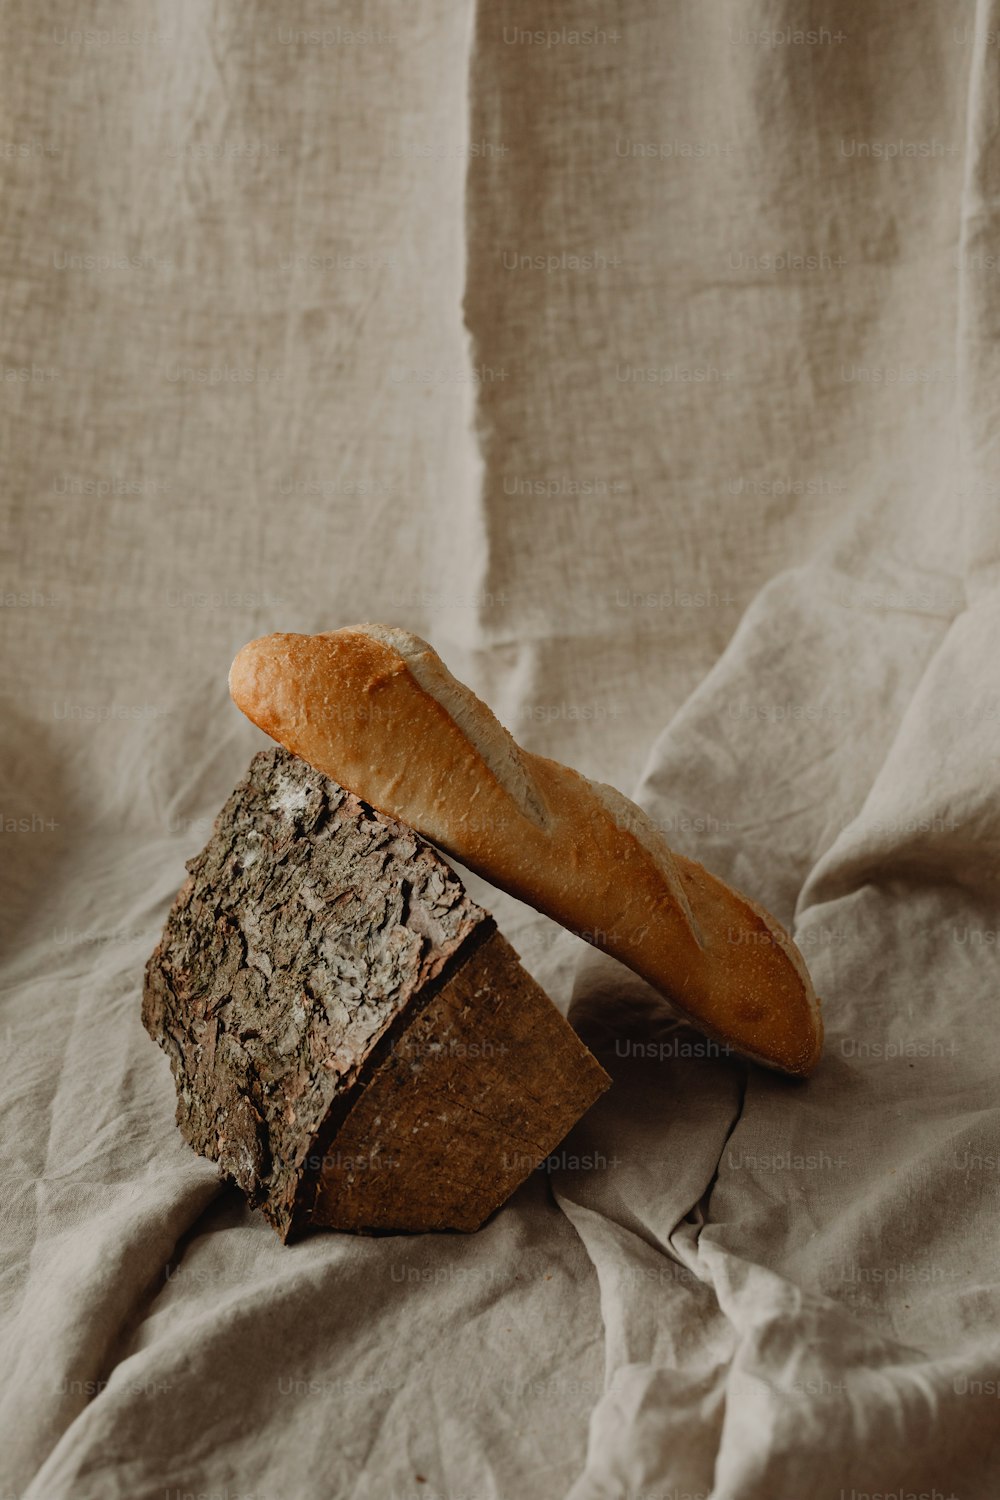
(3, 2), (1000, 1497)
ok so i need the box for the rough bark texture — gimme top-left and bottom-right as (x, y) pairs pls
(142, 747), (610, 1240)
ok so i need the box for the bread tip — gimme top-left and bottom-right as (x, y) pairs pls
(228, 637), (259, 712)
(229, 634), (283, 720)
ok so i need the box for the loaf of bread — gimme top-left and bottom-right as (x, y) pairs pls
(229, 625), (822, 1076)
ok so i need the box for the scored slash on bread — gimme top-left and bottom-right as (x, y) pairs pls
(229, 624), (823, 1077)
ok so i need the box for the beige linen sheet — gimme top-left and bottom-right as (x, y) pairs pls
(3, 3), (999, 1497)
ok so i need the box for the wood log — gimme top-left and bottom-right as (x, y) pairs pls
(142, 747), (610, 1240)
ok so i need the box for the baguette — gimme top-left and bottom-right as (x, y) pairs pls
(229, 625), (822, 1076)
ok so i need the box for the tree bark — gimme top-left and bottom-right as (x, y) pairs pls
(142, 747), (609, 1240)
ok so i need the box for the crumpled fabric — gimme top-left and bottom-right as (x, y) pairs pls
(3, 1), (1000, 1496)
